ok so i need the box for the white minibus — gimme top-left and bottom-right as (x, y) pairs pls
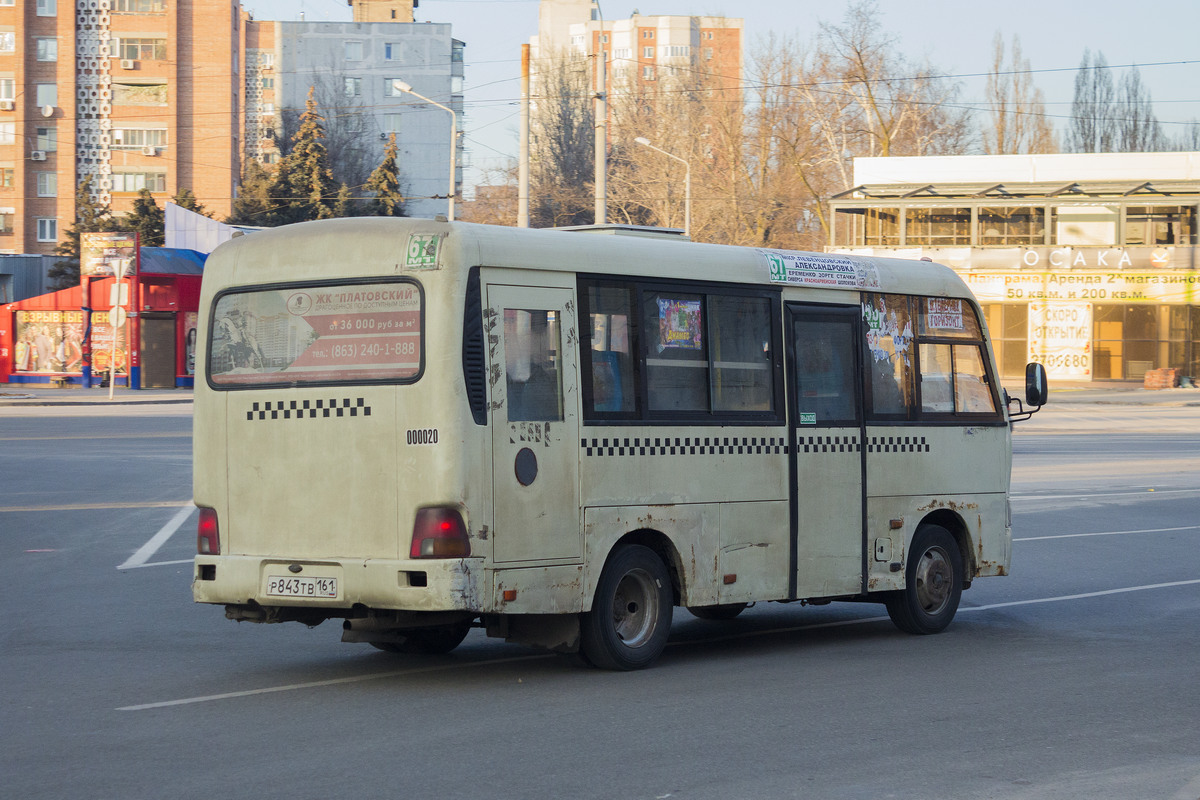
(193, 218), (1046, 670)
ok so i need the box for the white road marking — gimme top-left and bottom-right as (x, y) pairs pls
(120, 559), (193, 569)
(0, 500), (193, 513)
(117, 654), (552, 711)
(961, 579), (1200, 611)
(1015, 524), (1200, 542)
(118, 504), (195, 570)
(118, 578), (1200, 711)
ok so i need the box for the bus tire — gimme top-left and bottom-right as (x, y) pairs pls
(370, 622), (472, 655)
(581, 544), (673, 670)
(886, 524), (963, 635)
(688, 603), (748, 621)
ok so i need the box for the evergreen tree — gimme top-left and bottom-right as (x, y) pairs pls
(49, 176), (115, 290)
(226, 160), (274, 225)
(331, 183), (358, 218)
(266, 87), (338, 224)
(364, 133), (406, 216)
(171, 188), (209, 218)
(121, 189), (165, 246)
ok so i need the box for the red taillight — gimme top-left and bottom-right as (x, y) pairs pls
(410, 507), (470, 559)
(197, 506), (220, 555)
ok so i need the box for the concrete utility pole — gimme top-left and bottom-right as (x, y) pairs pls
(594, 53), (607, 225)
(519, 44), (530, 228)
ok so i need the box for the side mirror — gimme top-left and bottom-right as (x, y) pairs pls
(1025, 362), (1048, 407)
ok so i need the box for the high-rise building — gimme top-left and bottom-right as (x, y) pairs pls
(0, 0), (461, 256)
(531, 0), (742, 99)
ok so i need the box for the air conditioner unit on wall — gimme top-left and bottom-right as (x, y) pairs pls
(0, 100), (13, 111)
(142, 146), (158, 156)
(120, 59), (137, 70)
(31, 151), (46, 161)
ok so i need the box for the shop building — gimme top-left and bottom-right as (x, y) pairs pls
(0, 246), (204, 387)
(828, 152), (1200, 382)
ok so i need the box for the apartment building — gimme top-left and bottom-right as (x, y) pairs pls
(532, 0), (742, 100)
(0, 0), (460, 256)
(828, 153), (1200, 382)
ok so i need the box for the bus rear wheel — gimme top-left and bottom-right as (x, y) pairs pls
(370, 622), (472, 655)
(886, 524), (963, 635)
(581, 544), (673, 670)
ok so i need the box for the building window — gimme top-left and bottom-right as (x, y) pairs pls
(0, 33), (14, 53)
(979, 206), (1044, 245)
(385, 42), (398, 60)
(0, 79), (14, 101)
(35, 84), (57, 108)
(113, 82), (168, 106)
(37, 0), (56, 15)
(37, 218), (58, 242)
(905, 207), (970, 246)
(642, 30), (654, 39)
(1125, 206), (1196, 246)
(663, 45), (689, 58)
(114, 0), (166, 10)
(383, 114), (402, 133)
(344, 77), (362, 97)
(834, 207), (900, 246)
(259, 52), (274, 68)
(642, 65), (655, 81)
(0, 122), (13, 146)
(452, 42), (464, 63)
(111, 171), (167, 192)
(345, 41), (363, 61)
(0, 168), (13, 188)
(0, 212), (13, 234)
(36, 38), (58, 62)
(36, 172), (56, 197)
(982, 304), (1028, 378)
(111, 128), (167, 149)
(260, 76), (274, 89)
(0, 0), (13, 7)
(704, 47), (713, 60)
(384, 78), (410, 97)
(1094, 304), (1165, 380)
(614, 47), (631, 60)
(113, 38), (166, 61)
(643, 46), (654, 58)
(35, 127), (56, 152)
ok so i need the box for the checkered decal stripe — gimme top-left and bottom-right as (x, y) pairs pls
(581, 436), (788, 457)
(797, 434), (860, 453)
(247, 398), (371, 421)
(868, 435), (929, 453)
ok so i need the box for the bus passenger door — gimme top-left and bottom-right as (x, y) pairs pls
(488, 285), (581, 563)
(786, 304), (866, 598)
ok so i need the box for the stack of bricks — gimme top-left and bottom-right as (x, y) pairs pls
(1143, 368), (1180, 390)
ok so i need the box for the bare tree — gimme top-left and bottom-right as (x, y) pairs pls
(1116, 66), (1164, 152)
(984, 33), (1056, 154)
(1067, 49), (1118, 153)
(529, 50), (595, 227)
(282, 59), (381, 193)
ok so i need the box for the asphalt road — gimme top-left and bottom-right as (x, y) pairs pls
(1, 402), (1198, 800)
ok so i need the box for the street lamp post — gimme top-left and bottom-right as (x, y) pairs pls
(634, 136), (690, 238)
(392, 79), (456, 222)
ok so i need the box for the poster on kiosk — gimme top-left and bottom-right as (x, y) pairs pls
(80, 231), (139, 387)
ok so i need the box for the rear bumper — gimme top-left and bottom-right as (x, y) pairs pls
(193, 555), (483, 613)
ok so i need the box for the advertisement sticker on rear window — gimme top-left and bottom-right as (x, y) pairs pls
(209, 280), (423, 387)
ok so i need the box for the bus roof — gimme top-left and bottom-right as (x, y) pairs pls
(207, 218), (976, 302)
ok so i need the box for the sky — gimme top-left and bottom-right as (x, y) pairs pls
(241, 0), (1200, 191)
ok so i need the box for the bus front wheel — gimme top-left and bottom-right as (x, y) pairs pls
(581, 544), (673, 670)
(886, 524), (963, 635)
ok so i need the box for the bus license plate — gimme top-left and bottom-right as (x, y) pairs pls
(266, 575), (338, 598)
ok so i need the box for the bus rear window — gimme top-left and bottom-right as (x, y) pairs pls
(207, 280), (423, 387)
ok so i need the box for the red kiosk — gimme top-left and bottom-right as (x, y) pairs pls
(0, 245), (205, 388)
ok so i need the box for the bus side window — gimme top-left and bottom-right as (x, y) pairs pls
(863, 293), (915, 418)
(583, 282), (636, 416)
(505, 309), (563, 422)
